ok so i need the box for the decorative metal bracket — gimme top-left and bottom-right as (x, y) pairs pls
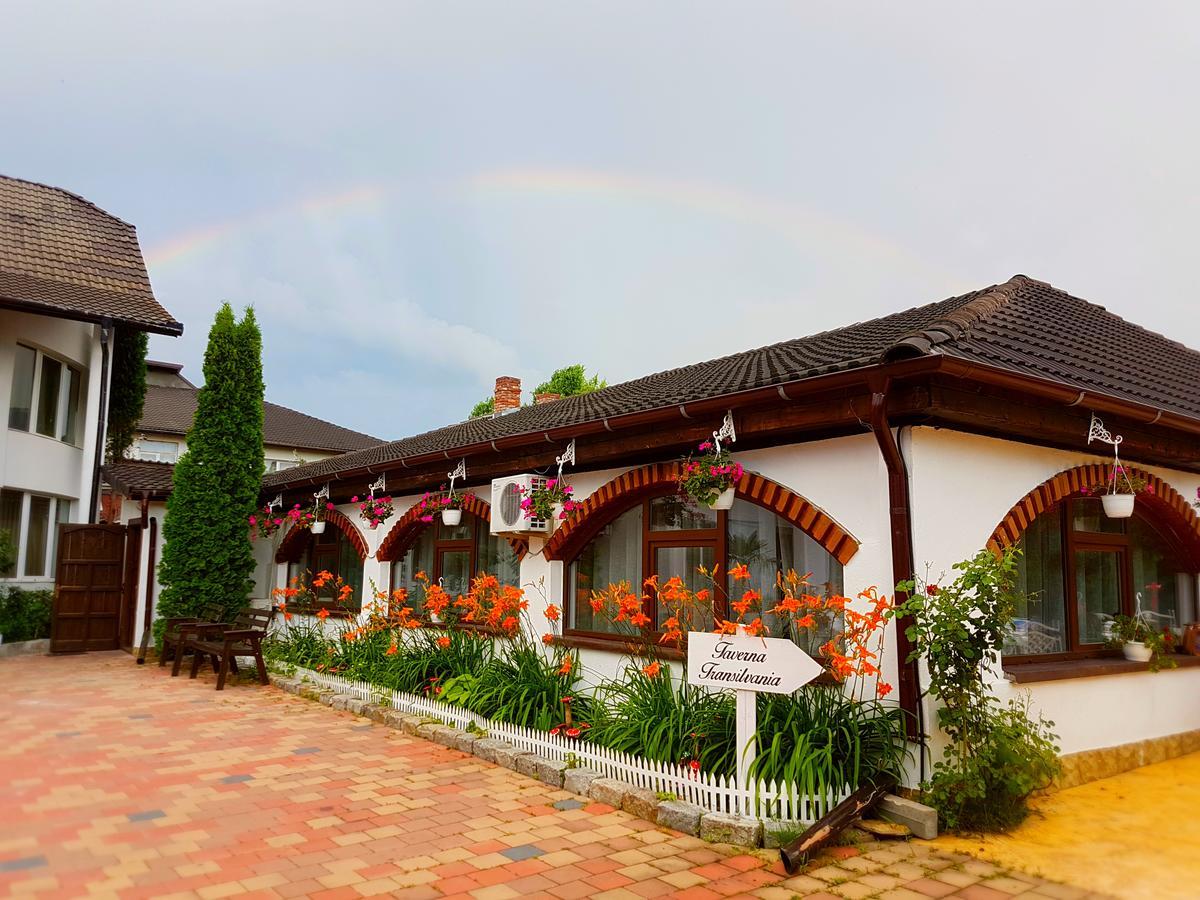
(267, 494), (282, 513)
(556, 439), (576, 481)
(313, 483), (330, 503)
(368, 474), (386, 498)
(447, 458), (467, 496)
(712, 411), (737, 453)
(1087, 414), (1132, 494)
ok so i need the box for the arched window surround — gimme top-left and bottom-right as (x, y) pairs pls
(544, 462), (860, 565)
(990, 464), (1200, 663)
(275, 508), (367, 563)
(376, 492), (528, 563)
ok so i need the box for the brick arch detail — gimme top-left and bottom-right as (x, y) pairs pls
(987, 464), (1200, 558)
(542, 462), (860, 565)
(375, 493), (528, 563)
(275, 508), (368, 563)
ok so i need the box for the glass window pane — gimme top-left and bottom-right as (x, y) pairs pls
(337, 533), (363, 610)
(649, 495), (716, 531)
(437, 516), (472, 542)
(0, 489), (22, 577)
(392, 530), (435, 616)
(36, 356), (62, 437)
(60, 366), (82, 444)
(654, 545), (716, 631)
(138, 440), (179, 462)
(570, 505), (643, 635)
(1008, 511), (1068, 655)
(1072, 498), (1125, 534)
(1076, 549), (1122, 645)
(1129, 517), (1185, 631)
(8, 345), (36, 430)
(438, 549), (472, 599)
(24, 495), (51, 577)
(476, 528), (520, 586)
(727, 498), (844, 655)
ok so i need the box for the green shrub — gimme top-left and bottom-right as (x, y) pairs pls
(469, 641), (588, 730)
(0, 588), (53, 642)
(895, 549), (1062, 832)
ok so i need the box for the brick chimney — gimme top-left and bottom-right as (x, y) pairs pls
(494, 376), (521, 415)
(534, 392), (561, 406)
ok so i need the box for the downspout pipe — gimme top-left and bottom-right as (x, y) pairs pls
(88, 320), (112, 523)
(868, 376), (925, 749)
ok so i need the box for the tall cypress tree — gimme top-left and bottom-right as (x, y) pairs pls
(155, 304), (265, 639)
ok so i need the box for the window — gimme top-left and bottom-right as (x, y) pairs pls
(0, 489), (71, 579)
(266, 459), (299, 472)
(8, 345), (84, 446)
(286, 527), (364, 611)
(567, 494), (845, 655)
(389, 512), (520, 617)
(1007, 497), (1198, 660)
(136, 439), (179, 463)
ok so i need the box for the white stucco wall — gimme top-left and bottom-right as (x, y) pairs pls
(906, 426), (1200, 756)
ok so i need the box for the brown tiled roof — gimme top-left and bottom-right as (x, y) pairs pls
(0, 175), (181, 335)
(102, 460), (176, 499)
(263, 275), (1200, 489)
(140, 384), (384, 452)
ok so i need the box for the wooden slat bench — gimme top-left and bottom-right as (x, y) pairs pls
(160, 603), (227, 674)
(185, 608), (275, 690)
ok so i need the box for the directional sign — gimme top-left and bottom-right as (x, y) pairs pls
(687, 631), (825, 793)
(687, 632), (824, 695)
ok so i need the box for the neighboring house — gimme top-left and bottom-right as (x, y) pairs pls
(0, 175), (181, 589)
(258, 275), (1200, 789)
(101, 365), (383, 646)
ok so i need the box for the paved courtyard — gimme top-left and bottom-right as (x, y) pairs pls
(1, 653), (1101, 899)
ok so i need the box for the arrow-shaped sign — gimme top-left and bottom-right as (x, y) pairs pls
(687, 632), (824, 695)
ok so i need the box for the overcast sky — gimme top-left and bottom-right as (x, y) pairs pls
(2, 3), (1197, 440)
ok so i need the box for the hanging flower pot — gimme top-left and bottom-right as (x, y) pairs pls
(679, 440), (743, 509)
(354, 493), (394, 530)
(442, 507), (462, 526)
(1122, 641), (1153, 662)
(310, 520), (327, 535)
(520, 479), (575, 528)
(708, 486), (736, 510)
(1101, 493), (1136, 518)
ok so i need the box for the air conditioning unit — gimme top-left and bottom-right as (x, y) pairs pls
(490, 474), (551, 535)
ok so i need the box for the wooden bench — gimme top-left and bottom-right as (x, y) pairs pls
(160, 603), (227, 674)
(186, 608), (275, 690)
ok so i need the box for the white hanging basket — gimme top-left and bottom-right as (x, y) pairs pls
(1122, 641), (1152, 662)
(310, 520), (327, 535)
(707, 487), (736, 510)
(1101, 493), (1136, 518)
(442, 508), (462, 526)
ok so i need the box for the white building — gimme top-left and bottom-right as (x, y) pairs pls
(0, 175), (181, 594)
(257, 275), (1200, 789)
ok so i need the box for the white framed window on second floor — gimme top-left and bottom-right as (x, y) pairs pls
(266, 459), (300, 472)
(8, 344), (84, 447)
(0, 488), (72, 579)
(135, 439), (180, 463)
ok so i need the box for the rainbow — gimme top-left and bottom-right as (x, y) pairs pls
(143, 168), (956, 285)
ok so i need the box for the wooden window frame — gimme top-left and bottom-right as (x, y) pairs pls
(291, 528), (364, 612)
(564, 492), (837, 648)
(1005, 497), (1194, 665)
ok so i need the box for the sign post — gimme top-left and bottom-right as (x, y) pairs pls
(687, 630), (824, 795)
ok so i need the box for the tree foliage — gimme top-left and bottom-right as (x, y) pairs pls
(155, 305), (264, 640)
(105, 327), (148, 461)
(468, 364), (606, 417)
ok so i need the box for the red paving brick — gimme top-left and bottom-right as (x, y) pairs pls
(0, 652), (1097, 899)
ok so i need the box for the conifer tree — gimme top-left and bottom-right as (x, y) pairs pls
(155, 304), (265, 639)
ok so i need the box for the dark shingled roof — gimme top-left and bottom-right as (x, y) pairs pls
(263, 275), (1200, 489)
(102, 460), (177, 499)
(0, 175), (182, 335)
(140, 384), (385, 453)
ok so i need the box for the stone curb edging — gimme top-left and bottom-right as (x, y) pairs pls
(0, 638), (50, 657)
(270, 673), (766, 846)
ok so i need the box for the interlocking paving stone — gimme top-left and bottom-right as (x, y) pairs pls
(0, 652), (1099, 900)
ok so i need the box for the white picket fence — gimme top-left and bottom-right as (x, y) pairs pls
(284, 665), (849, 824)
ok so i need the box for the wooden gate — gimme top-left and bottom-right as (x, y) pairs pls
(51, 524), (127, 653)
